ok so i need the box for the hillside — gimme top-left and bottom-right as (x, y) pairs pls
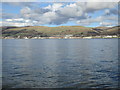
(1, 26), (120, 38)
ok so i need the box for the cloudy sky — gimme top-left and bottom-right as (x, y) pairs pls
(1, 1), (119, 27)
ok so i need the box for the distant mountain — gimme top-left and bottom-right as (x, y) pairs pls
(1, 26), (120, 38)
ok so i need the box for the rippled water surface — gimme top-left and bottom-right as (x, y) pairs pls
(2, 39), (119, 88)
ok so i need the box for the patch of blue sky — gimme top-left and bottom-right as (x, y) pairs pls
(89, 10), (105, 18)
(37, 2), (53, 8)
(87, 22), (100, 27)
(2, 3), (21, 14)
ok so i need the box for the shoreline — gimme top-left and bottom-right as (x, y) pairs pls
(1, 36), (120, 39)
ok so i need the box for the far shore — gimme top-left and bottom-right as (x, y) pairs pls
(1, 35), (120, 39)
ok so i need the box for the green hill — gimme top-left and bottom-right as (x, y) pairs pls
(1, 25), (120, 38)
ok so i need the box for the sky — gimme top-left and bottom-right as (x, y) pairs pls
(1, 1), (119, 27)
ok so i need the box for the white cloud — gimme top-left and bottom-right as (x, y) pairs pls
(2, 2), (118, 26)
(5, 19), (13, 22)
(44, 3), (63, 11)
(20, 7), (31, 14)
(5, 18), (24, 22)
(59, 7), (82, 17)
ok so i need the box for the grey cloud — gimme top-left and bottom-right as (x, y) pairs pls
(34, 8), (50, 14)
(110, 9), (118, 15)
(104, 9), (118, 16)
(49, 16), (69, 25)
